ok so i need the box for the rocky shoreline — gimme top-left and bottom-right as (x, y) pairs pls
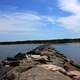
(0, 45), (80, 80)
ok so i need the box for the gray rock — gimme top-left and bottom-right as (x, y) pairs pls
(20, 67), (72, 80)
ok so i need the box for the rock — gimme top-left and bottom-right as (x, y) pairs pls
(4, 72), (16, 80)
(41, 55), (48, 61)
(36, 58), (47, 64)
(37, 64), (66, 73)
(7, 57), (17, 61)
(1, 59), (20, 67)
(20, 66), (72, 80)
(14, 53), (26, 60)
(26, 57), (32, 61)
(40, 51), (53, 56)
(64, 62), (80, 79)
(31, 55), (41, 59)
(9, 61), (20, 67)
(0, 67), (12, 80)
(64, 62), (79, 71)
(17, 59), (39, 73)
(5, 65), (10, 67)
(31, 54), (47, 59)
(67, 70), (80, 80)
(2, 45), (78, 80)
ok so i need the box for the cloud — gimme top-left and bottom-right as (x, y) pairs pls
(57, 14), (80, 32)
(0, 13), (39, 32)
(0, 11), (55, 34)
(58, 0), (80, 13)
(57, 0), (80, 32)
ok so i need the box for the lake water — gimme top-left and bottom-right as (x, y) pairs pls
(0, 43), (80, 64)
(53, 43), (80, 64)
(0, 44), (42, 59)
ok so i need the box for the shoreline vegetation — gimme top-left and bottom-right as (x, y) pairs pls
(0, 38), (80, 45)
(0, 45), (80, 80)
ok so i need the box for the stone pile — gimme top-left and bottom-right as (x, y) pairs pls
(0, 45), (80, 80)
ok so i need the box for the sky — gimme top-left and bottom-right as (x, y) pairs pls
(0, 0), (80, 41)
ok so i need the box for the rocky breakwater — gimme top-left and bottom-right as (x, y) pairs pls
(0, 45), (80, 80)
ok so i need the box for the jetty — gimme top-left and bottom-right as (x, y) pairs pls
(0, 45), (80, 80)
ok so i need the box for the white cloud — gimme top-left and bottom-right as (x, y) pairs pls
(0, 13), (40, 34)
(58, 0), (80, 13)
(58, 0), (80, 32)
(0, 12), (55, 34)
(58, 14), (80, 32)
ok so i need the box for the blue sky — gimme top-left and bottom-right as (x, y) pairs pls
(0, 0), (80, 41)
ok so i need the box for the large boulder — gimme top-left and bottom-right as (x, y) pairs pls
(37, 64), (66, 73)
(20, 66), (72, 80)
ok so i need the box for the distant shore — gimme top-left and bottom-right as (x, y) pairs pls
(0, 38), (80, 45)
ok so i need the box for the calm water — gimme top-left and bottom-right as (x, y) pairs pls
(0, 44), (42, 59)
(53, 43), (80, 64)
(0, 43), (80, 64)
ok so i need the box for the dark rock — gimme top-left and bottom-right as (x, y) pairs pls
(27, 51), (39, 55)
(4, 73), (16, 80)
(9, 61), (20, 67)
(36, 58), (47, 64)
(0, 67), (12, 80)
(14, 52), (26, 60)
(7, 57), (17, 61)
